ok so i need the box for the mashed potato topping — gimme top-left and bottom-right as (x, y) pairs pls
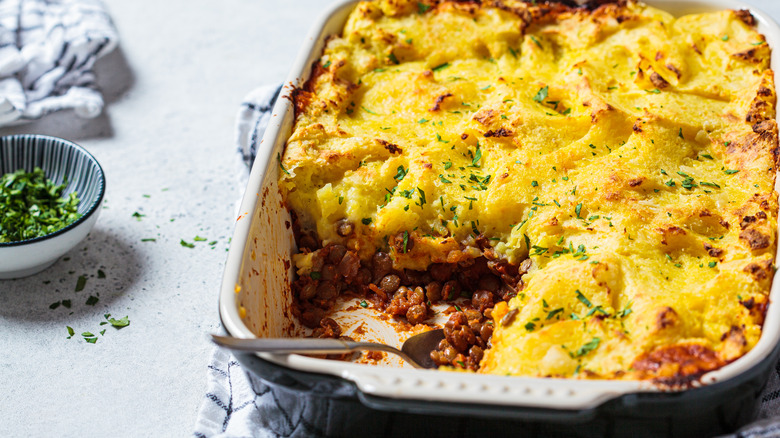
(281, 0), (778, 380)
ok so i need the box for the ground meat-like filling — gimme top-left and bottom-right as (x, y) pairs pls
(291, 233), (528, 371)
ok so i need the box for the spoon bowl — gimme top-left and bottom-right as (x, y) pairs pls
(211, 329), (445, 369)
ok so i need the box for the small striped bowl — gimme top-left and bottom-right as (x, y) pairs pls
(0, 135), (105, 279)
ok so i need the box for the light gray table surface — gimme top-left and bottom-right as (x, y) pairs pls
(0, 1), (329, 436)
(2, 0), (780, 437)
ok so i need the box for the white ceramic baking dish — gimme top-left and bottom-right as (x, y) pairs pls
(220, 0), (780, 415)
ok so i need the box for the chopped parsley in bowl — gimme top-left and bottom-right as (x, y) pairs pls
(0, 135), (105, 279)
(0, 167), (83, 243)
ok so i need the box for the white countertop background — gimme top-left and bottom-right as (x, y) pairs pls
(0, 1), (328, 436)
(2, 0), (780, 436)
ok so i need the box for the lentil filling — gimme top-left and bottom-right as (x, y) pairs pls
(291, 218), (529, 371)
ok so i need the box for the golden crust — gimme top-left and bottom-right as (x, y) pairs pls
(280, 0), (777, 380)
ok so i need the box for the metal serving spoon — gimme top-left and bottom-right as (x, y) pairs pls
(211, 329), (445, 369)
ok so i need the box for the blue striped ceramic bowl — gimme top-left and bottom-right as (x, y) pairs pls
(0, 135), (105, 279)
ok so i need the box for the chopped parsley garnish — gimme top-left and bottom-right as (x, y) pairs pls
(585, 305), (609, 317)
(402, 230), (409, 253)
(387, 52), (400, 64)
(575, 289), (592, 308)
(573, 337), (601, 358)
(417, 188), (427, 206)
(180, 239), (195, 248)
(394, 165), (408, 181)
(529, 35), (542, 48)
(533, 86), (549, 103)
(472, 145), (482, 167)
(85, 295), (99, 306)
(417, 2), (431, 14)
(362, 218), (372, 225)
(276, 153), (290, 175)
(0, 167), (82, 242)
(724, 169), (739, 175)
(359, 300), (368, 308)
(546, 308), (564, 320)
(680, 177), (696, 190)
(575, 203), (582, 218)
(417, 118), (429, 124)
(699, 181), (721, 189)
(75, 275), (87, 292)
(531, 180), (538, 187)
(432, 62), (450, 72)
(616, 302), (633, 318)
(106, 314), (130, 328)
(310, 271), (322, 280)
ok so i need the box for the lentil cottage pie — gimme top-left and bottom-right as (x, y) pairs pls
(278, 0), (778, 381)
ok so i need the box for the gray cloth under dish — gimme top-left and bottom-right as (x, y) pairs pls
(192, 84), (780, 438)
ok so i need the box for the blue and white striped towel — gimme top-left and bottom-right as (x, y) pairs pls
(193, 85), (780, 438)
(0, 0), (117, 126)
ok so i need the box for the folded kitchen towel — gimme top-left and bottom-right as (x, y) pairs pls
(0, 0), (117, 126)
(193, 85), (780, 438)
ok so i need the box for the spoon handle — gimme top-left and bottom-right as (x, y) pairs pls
(210, 335), (423, 368)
